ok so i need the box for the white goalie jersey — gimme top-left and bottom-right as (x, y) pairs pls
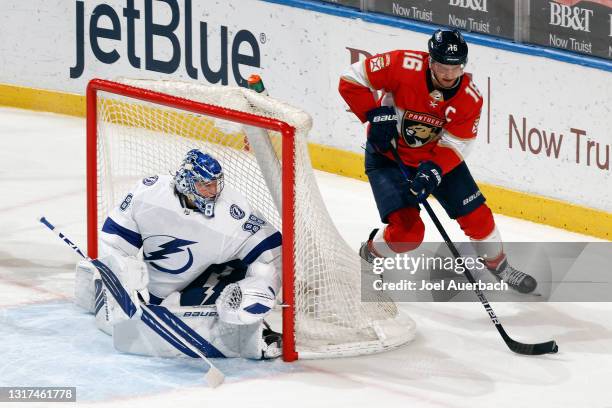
(99, 175), (282, 301)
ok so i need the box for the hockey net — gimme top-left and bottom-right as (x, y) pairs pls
(86, 78), (415, 360)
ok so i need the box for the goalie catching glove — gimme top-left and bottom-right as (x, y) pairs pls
(215, 262), (277, 325)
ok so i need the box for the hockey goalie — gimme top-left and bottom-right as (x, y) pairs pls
(75, 149), (283, 360)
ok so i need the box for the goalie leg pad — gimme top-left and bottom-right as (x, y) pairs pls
(113, 306), (266, 359)
(94, 286), (113, 336)
(75, 260), (96, 313)
(91, 255), (148, 335)
(73, 260), (113, 335)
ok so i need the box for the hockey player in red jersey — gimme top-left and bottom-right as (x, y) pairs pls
(339, 29), (537, 294)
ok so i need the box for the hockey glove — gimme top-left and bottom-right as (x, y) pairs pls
(216, 277), (276, 325)
(410, 161), (442, 202)
(366, 106), (398, 153)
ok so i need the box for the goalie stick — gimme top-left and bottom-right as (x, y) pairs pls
(387, 146), (559, 356)
(38, 216), (225, 387)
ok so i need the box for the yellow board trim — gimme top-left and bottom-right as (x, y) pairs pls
(1, 83), (610, 240)
(309, 144), (611, 239)
(0, 83), (85, 117)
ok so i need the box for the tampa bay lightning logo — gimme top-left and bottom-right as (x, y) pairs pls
(230, 204), (245, 220)
(142, 235), (197, 274)
(143, 175), (159, 186)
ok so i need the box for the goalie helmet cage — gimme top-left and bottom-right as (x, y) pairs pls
(86, 78), (415, 361)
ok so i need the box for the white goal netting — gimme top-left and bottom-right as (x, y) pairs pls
(92, 78), (415, 359)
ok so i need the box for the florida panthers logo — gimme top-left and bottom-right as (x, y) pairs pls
(143, 235), (197, 274)
(401, 110), (445, 148)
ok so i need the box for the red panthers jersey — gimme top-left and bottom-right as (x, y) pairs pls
(339, 50), (483, 174)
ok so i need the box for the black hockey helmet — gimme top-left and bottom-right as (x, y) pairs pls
(428, 29), (468, 65)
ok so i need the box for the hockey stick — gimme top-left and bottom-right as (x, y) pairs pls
(38, 216), (226, 386)
(386, 148), (558, 355)
(39, 216), (87, 259)
(136, 299), (225, 388)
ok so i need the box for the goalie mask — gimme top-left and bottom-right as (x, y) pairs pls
(174, 149), (224, 217)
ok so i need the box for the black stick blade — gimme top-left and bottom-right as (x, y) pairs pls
(508, 339), (559, 355)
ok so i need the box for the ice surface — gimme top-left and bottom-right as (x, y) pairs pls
(0, 107), (610, 407)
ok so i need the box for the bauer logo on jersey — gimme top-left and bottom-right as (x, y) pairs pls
(230, 204), (245, 220)
(401, 111), (445, 148)
(369, 54), (391, 72)
(142, 235), (198, 274)
(142, 175), (159, 186)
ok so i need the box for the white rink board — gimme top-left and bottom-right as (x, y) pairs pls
(0, 0), (610, 211)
